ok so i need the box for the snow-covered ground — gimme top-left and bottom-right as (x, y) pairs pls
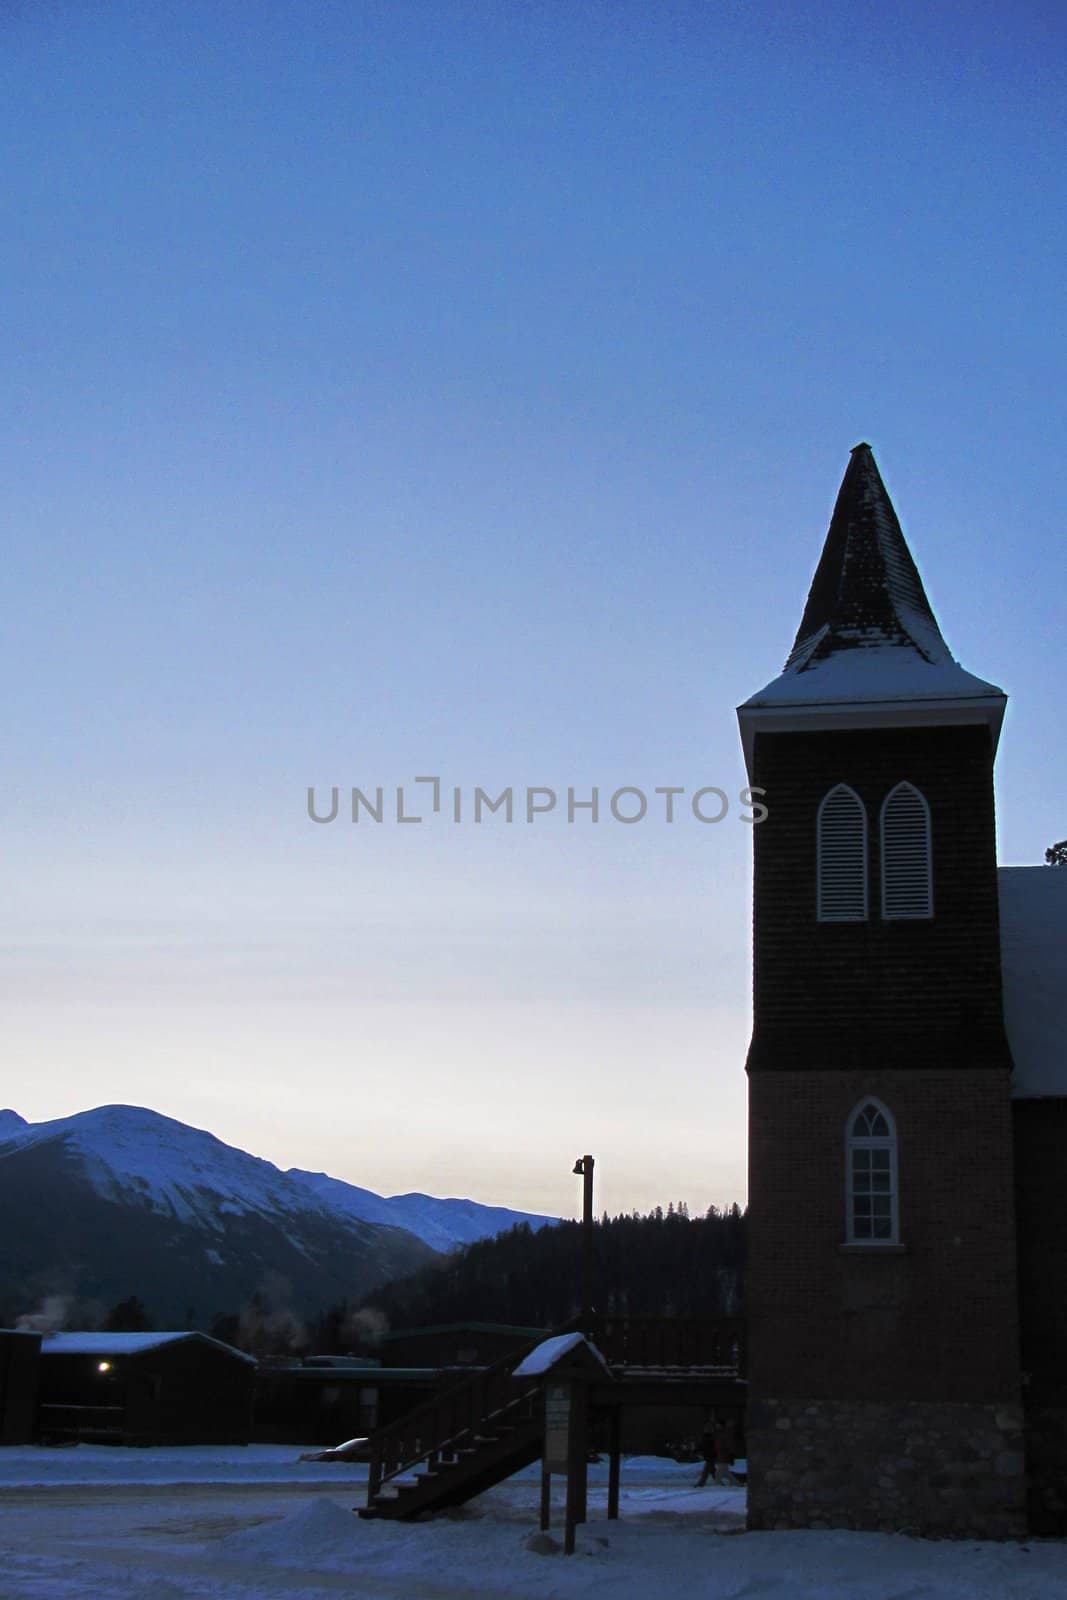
(0, 1446), (1065, 1599)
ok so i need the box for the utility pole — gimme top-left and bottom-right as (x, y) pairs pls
(572, 1154), (595, 1338)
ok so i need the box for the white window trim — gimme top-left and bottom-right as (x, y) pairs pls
(816, 783), (869, 922)
(880, 781), (933, 921)
(845, 1096), (900, 1246)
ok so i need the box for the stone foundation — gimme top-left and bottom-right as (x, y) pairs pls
(747, 1397), (1027, 1538)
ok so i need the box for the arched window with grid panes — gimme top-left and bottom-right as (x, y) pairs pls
(880, 781), (933, 920)
(817, 784), (868, 921)
(846, 1099), (899, 1244)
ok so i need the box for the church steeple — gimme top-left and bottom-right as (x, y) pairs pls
(737, 446), (1026, 1541)
(738, 445), (1005, 775)
(787, 443), (951, 670)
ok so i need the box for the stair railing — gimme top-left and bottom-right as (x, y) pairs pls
(366, 1322), (580, 1503)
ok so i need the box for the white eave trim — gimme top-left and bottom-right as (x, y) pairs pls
(735, 694), (1007, 779)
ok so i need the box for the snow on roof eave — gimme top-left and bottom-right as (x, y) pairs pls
(512, 1331), (610, 1377)
(736, 688), (1007, 780)
(39, 1330), (256, 1365)
(740, 649), (1005, 710)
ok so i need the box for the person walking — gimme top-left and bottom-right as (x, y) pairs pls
(712, 1416), (737, 1485)
(694, 1416), (717, 1487)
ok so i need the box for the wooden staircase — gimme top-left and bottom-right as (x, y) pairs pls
(359, 1330), (559, 1519)
(358, 1314), (747, 1521)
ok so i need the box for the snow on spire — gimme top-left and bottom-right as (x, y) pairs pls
(739, 445), (1005, 714)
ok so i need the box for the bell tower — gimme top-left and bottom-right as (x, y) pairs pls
(737, 445), (1025, 1537)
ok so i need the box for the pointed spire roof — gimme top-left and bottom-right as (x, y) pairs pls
(737, 445), (1006, 771)
(786, 443), (953, 671)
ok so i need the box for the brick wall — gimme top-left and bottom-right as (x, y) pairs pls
(748, 1069), (1021, 1403)
(741, 719), (1027, 1532)
(1014, 1099), (1067, 1533)
(747, 724), (1010, 1074)
(1014, 1100), (1067, 1401)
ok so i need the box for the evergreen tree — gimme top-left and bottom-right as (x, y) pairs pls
(102, 1295), (153, 1332)
(208, 1310), (241, 1347)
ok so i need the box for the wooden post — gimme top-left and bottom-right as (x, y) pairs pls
(563, 1376), (589, 1550)
(607, 1405), (621, 1520)
(573, 1154), (595, 1338)
(563, 1446), (579, 1555)
(573, 1379), (588, 1526)
(540, 1463), (551, 1532)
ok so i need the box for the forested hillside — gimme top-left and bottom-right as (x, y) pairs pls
(309, 1204), (746, 1349)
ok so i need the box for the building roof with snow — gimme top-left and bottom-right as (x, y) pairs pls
(40, 1331), (255, 1364)
(738, 445), (1006, 771)
(1000, 866), (1067, 1099)
(512, 1331), (609, 1377)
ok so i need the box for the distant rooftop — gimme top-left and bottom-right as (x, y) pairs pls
(40, 1331), (255, 1365)
(381, 1321), (547, 1342)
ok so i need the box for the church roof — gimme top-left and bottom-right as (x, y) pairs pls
(740, 444), (1005, 712)
(1000, 866), (1067, 1099)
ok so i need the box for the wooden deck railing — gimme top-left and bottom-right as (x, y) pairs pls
(590, 1314), (746, 1373)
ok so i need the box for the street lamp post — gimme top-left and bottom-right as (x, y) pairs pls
(572, 1154), (595, 1338)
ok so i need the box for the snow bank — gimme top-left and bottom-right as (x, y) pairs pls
(223, 1495), (360, 1563)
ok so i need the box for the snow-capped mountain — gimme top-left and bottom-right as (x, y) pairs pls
(0, 1109), (28, 1141)
(0, 1105), (555, 1327)
(292, 1169), (553, 1256)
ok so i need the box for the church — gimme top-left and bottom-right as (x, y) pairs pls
(736, 444), (1067, 1538)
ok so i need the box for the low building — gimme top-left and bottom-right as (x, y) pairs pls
(380, 1322), (547, 1370)
(253, 1358), (436, 1444)
(38, 1331), (254, 1445)
(0, 1329), (41, 1444)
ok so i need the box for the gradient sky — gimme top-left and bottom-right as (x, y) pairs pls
(2, 1), (1064, 1222)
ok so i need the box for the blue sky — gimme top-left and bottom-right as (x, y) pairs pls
(2, 1), (1064, 1220)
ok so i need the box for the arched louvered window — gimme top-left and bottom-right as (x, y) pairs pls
(846, 1099), (899, 1245)
(880, 782), (933, 920)
(817, 784), (868, 922)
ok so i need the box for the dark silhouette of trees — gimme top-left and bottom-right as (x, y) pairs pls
(101, 1295), (153, 1332)
(207, 1204), (747, 1356)
(1046, 839), (1067, 865)
(318, 1204), (748, 1347)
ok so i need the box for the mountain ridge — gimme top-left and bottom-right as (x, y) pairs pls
(0, 1105), (556, 1328)
(0, 1104), (555, 1248)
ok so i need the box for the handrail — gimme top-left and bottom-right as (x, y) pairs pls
(366, 1320), (579, 1501)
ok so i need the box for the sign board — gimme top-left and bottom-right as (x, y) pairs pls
(543, 1380), (571, 1474)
